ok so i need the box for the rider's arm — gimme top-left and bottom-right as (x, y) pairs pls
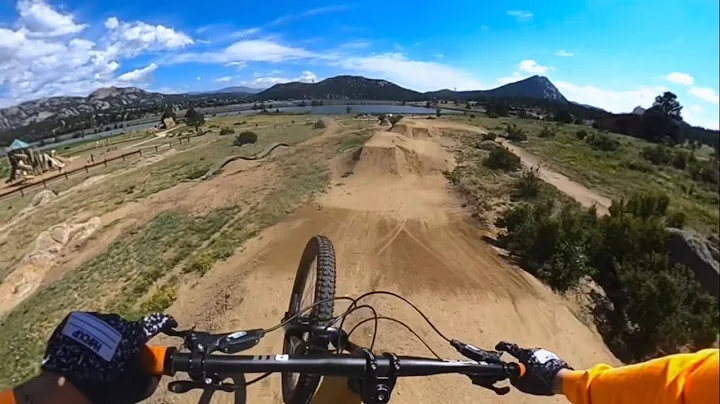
(555, 348), (719, 404)
(0, 373), (90, 404)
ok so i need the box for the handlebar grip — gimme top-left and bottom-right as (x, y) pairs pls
(508, 362), (526, 379)
(141, 345), (168, 376)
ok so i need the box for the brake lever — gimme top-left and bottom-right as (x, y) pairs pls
(450, 339), (510, 396)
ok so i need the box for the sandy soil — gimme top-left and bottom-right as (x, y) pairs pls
(149, 119), (618, 404)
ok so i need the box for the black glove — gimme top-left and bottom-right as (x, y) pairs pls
(495, 341), (572, 396)
(41, 311), (177, 404)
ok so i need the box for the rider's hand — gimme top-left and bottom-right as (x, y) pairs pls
(41, 311), (177, 404)
(495, 341), (572, 396)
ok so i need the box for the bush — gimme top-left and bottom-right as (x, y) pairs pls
(553, 110), (573, 124)
(481, 132), (497, 141)
(483, 147), (521, 171)
(486, 111), (499, 118)
(672, 150), (690, 169)
(313, 119), (326, 129)
(538, 126), (555, 138)
(514, 167), (542, 199)
(586, 133), (620, 151)
(378, 114), (387, 123)
(504, 123), (527, 141)
(234, 131), (258, 146)
(575, 130), (588, 139)
(496, 191), (719, 361)
(470, 114), (476, 118)
(642, 144), (673, 165)
(688, 159), (719, 186)
(388, 114), (404, 126)
(219, 127), (234, 136)
(620, 158), (654, 173)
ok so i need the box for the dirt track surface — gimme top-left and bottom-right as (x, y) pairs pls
(150, 120), (618, 404)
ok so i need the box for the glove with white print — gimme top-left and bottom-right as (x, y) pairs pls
(41, 311), (177, 404)
(495, 341), (573, 396)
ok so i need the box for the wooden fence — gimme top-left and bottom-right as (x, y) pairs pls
(0, 137), (192, 201)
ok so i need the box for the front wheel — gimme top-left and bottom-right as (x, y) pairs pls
(282, 235), (337, 404)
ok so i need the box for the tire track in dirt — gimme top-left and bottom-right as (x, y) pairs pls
(150, 119), (618, 404)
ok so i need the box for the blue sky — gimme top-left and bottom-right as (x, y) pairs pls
(0, 0), (718, 129)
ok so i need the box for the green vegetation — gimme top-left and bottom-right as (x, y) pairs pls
(496, 191), (718, 362)
(389, 114), (404, 127)
(219, 127), (235, 136)
(504, 123), (528, 141)
(234, 131), (258, 147)
(538, 125), (555, 138)
(483, 147), (521, 171)
(313, 119), (326, 129)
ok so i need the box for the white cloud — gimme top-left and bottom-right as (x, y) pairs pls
(117, 63), (158, 83)
(665, 72), (694, 86)
(435, 53), (444, 59)
(518, 59), (554, 74)
(225, 61), (248, 69)
(104, 17), (194, 57)
(555, 49), (574, 57)
(507, 10), (533, 22)
(197, 76), (201, 80)
(269, 5), (350, 26)
(16, 0), (88, 37)
(213, 76), (233, 83)
(229, 28), (261, 39)
(332, 53), (484, 91)
(683, 104), (719, 130)
(555, 81), (668, 114)
(240, 70), (319, 88)
(689, 86), (719, 104)
(337, 40), (373, 50)
(171, 39), (314, 64)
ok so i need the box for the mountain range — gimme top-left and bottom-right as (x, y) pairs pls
(0, 75), (581, 132)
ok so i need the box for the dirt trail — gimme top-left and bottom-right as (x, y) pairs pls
(151, 119), (618, 404)
(498, 140), (612, 215)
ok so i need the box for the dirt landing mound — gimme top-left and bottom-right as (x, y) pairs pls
(390, 122), (439, 139)
(0, 217), (101, 316)
(352, 132), (453, 178)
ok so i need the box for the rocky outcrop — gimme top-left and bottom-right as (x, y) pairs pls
(666, 228), (720, 298)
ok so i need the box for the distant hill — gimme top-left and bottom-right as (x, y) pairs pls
(425, 75), (568, 103)
(254, 75), (423, 101)
(0, 87), (170, 131)
(211, 86), (264, 94)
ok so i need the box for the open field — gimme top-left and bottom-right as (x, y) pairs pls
(0, 113), (715, 403)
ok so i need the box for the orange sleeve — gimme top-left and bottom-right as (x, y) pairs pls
(0, 390), (15, 404)
(562, 349), (719, 404)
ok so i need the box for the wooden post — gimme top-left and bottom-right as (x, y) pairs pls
(42, 179), (47, 188)
(139, 148), (142, 156)
(20, 188), (24, 197)
(64, 172), (69, 179)
(90, 154), (94, 162)
(85, 166), (89, 173)
(155, 145), (158, 152)
(122, 154), (125, 161)
(104, 159), (107, 167)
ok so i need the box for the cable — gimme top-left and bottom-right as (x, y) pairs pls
(346, 316), (443, 360)
(341, 291), (452, 343)
(263, 296), (356, 334)
(242, 372), (271, 386)
(322, 303), (378, 353)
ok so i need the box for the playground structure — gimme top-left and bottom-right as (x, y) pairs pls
(4, 139), (67, 184)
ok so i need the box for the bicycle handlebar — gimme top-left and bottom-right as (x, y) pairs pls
(141, 345), (525, 379)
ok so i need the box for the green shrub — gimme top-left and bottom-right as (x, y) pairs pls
(621, 158), (654, 173)
(234, 131), (258, 147)
(483, 147), (521, 171)
(672, 150), (690, 169)
(538, 126), (555, 138)
(642, 144), (673, 165)
(688, 159), (719, 186)
(219, 127), (234, 136)
(486, 111), (499, 118)
(496, 191), (718, 361)
(388, 114), (404, 126)
(586, 133), (620, 151)
(504, 123), (527, 141)
(481, 132), (497, 141)
(575, 129), (588, 139)
(313, 119), (326, 129)
(185, 253), (214, 275)
(514, 167), (542, 199)
(139, 285), (177, 313)
(378, 114), (387, 123)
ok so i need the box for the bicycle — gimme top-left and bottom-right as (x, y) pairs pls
(143, 235), (525, 404)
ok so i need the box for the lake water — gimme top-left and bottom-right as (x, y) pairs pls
(39, 104), (459, 150)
